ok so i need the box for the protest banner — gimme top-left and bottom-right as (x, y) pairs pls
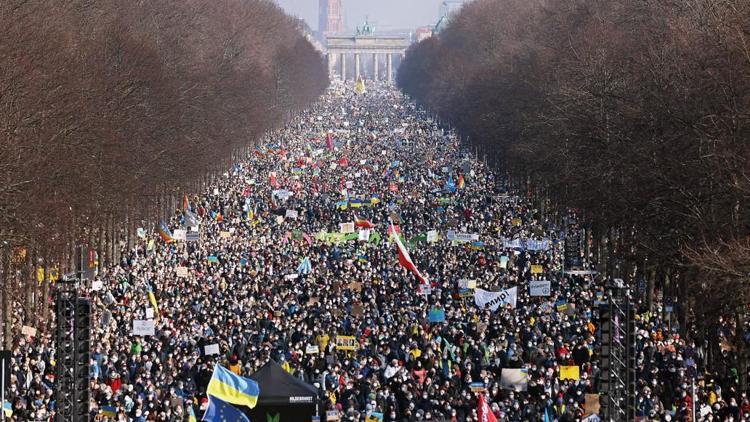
(417, 284), (432, 296)
(529, 280), (551, 297)
(132, 320), (155, 336)
(204, 344), (220, 356)
(459, 279), (477, 289)
(469, 382), (486, 392)
(560, 365), (580, 380)
(175, 266), (189, 278)
(91, 280), (103, 291)
(474, 287), (518, 311)
(305, 345), (320, 355)
(500, 256), (509, 269)
(428, 309), (446, 323)
(172, 229), (187, 241)
(426, 230), (438, 243)
(186, 232), (199, 242)
(500, 368), (529, 392)
(285, 209), (299, 219)
(335, 335), (358, 351)
(531, 265), (543, 274)
(339, 222), (355, 234)
(219, 231), (231, 238)
(358, 229), (371, 242)
(21, 326), (36, 338)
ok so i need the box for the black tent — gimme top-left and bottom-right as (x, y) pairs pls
(245, 361), (322, 422)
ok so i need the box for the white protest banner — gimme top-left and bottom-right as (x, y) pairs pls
(339, 222), (355, 234)
(204, 344), (220, 356)
(145, 307), (154, 319)
(136, 227), (146, 239)
(474, 287), (518, 311)
(500, 368), (529, 392)
(345, 181), (353, 189)
(503, 238), (524, 249)
(285, 209), (299, 219)
(358, 229), (371, 242)
(305, 345), (320, 355)
(417, 284), (432, 296)
(529, 280), (551, 297)
(91, 280), (104, 291)
(426, 230), (438, 243)
(172, 229), (187, 241)
(453, 233), (476, 243)
(21, 325), (37, 337)
(132, 319), (155, 336)
(458, 279), (476, 289)
(175, 266), (188, 277)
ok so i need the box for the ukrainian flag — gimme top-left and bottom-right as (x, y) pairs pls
(3, 401), (12, 418)
(147, 285), (159, 315)
(100, 405), (116, 418)
(206, 364), (260, 409)
(202, 396), (250, 422)
(188, 405), (198, 422)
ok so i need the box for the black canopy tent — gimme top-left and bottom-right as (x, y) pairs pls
(244, 360), (322, 422)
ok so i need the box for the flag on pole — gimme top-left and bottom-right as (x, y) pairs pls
(326, 132), (334, 151)
(147, 284), (159, 315)
(457, 174), (465, 189)
(188, 405), (198, 422)
(206, 364), (260, 409)
(158, 220), (174, 243)
(477, 393), (497, 422)
(354, 215), (376, 229)
(355, 76), (366, 94)
(389, 221), (428, 284)
(297, 257), (312, 275)
(202, 396), (250, 422)
(183, 194), (192, 212)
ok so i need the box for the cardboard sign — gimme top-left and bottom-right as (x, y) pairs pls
(351, 304), (363, 317)
(91, 280), (104, 291)
(219, 231), (231, 238)
(348, 282), (363, 292)
(335, 335), (358, 351)
(531, 265), (543, 274)
(559, 365), (580, 381)
(584, 394), (600, 416)
(459, 279), (476, 289)
(204, 344), (220, 356)
(326, 410), (341, 421)
(175, 266), (188, 277)
(529, 280), (551, 296)
(339, 222), (355, 234)
(145, 307), (154, 319)
(21, 325), (37, 337)
(132, 319), (155, 336)
(306, 345), (320, 355)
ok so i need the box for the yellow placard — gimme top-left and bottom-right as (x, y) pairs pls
(511, 218), (522, 226)
(559, 365), (580, 381)
(531, 265), (543, 274)
(335, 335), (358, 351)
(37, 267), (45, 283)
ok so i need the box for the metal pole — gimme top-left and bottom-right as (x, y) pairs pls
(1, 355), (5, 422)
(692, 379), (696, 422)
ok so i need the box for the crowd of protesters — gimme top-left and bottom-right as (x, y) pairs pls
(4, 83), (749, 421)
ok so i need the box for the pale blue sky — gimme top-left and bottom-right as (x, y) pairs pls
(274, 0), (446, 32)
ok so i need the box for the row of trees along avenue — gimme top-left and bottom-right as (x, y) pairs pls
(398, 0), (750, 388)
(0, 1), (328, 345)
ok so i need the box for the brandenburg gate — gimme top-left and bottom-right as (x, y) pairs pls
(326, 34), (411, 83)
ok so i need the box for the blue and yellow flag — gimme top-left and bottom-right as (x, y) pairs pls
(100, 405), (116, 418)
(202, 396), (250, 422)
(206, 364), (260, 409)
(3, 401), (12, 418)
(147, 284), (159, 315)
(188, 405), (197, 422)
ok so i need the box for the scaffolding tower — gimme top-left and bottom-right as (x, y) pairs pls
(599, 279), (636, 421)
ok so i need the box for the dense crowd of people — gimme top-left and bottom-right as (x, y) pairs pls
(4, 83), (749, 421)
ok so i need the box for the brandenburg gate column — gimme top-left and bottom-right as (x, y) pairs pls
(386, 53), (393, 83)
(327, 53), (335, 79)
(373, 53), (379, 81)
(354, 53), (361, 79)
(340, 53), (347, 81)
